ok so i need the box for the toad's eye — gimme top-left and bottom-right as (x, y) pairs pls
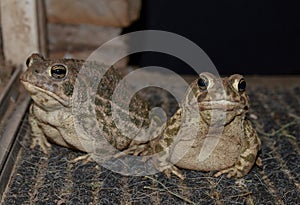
(197, 76), (208, 91)
(238, 78), (246, 92)
(26, 57), (31, 67)
(26, 57), (32, 67)
(50, 65), (67, 79)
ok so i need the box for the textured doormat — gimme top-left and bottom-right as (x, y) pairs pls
(1, 76), (300, 205)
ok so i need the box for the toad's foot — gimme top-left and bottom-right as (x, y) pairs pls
(30, 135), (52, 154)
(70, 154), (93, 164)
(154, 155), (185, 179)
(162, 165), (185, 180)
(214, 168), (238, 178)
(215, 156), (262, 178)
(214, 164), (246, 178)
(255, 157), (263, 167)
(114, 144), (151, 158)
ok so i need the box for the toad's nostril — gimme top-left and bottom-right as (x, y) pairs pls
(34, 69), (39, 73)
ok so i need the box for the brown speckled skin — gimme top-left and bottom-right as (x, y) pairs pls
(20, 54), (150, 154)
(131, 72), (261, 179)
(20, 54), (260, 179)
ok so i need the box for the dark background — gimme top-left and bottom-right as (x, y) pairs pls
(125, 0), (300, 75)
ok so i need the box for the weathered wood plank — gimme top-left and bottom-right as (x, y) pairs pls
(47, 23), (127, 68)
(48, 23), (121, 51)
(1, 0), (46, 69)
(45, 0), (141, 27)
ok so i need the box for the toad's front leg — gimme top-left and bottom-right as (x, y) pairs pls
(214, 120), (261, 178)
(155, 149), (185, 179)
(28, 105), (51, 154)
(114, 143), (184, 179)
(147, 140), (185, 179)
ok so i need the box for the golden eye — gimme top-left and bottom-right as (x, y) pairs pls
(50, 64), (67, 79)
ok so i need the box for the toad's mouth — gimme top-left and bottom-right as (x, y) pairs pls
(20, 80), (71, 108)
(198, 100), (246, 111)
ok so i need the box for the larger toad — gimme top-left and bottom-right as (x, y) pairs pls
(20, 54), (152, 156)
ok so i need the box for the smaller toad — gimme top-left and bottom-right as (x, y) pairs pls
(126, 72), (261, 179)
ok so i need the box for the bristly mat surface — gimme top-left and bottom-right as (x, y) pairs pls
(1, 76), (300, 205)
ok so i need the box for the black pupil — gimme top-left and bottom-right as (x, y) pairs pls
(198, 78), (206, 87)
(238, 80), (246, 91)
(54, 68), (65, 75)
(198, 77), (207, 89)
(51, 66), (66, 78)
